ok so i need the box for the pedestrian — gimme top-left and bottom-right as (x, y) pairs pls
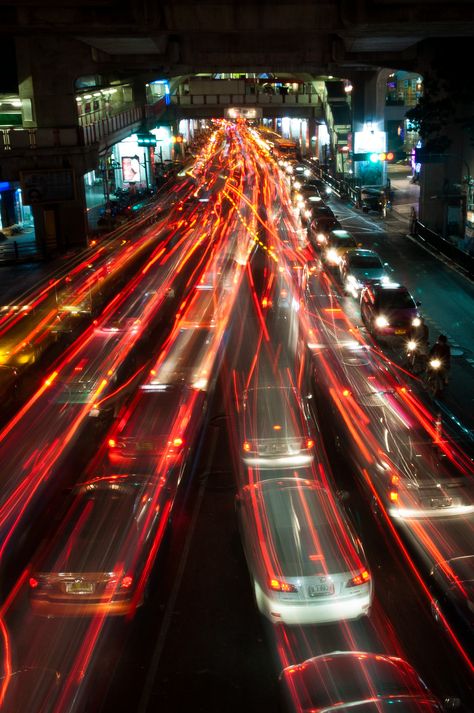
(409, 206), (417, 234)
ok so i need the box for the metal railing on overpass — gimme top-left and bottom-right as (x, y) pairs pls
(411, 220), (474, 279)
(170, 92), (322, 108)
(0, 105), (145, 151)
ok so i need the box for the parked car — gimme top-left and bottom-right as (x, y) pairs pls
(237, 477), (372, 625)
(360, 283), (421, 338)
(359, 186), (389, 216)
(280, 650), (459, 712)
(339, 248), (390, 296)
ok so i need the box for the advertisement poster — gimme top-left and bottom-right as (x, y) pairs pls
(121, 156), (141, 183)
(20, 169), (76, 205)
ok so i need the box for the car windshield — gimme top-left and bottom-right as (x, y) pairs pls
(349, 256), (383, 269)
(377, 290), (415, 309)
(317, 218), (339, 228)
(332, 237), (357, 248)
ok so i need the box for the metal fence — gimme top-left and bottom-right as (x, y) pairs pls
(412, 221), (474, 279)
(0, 239), (43, 265)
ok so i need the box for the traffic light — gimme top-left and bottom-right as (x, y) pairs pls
(369, 152), (395, 163)
(136, 132), (157, 147)
(353, 151), (404, 162)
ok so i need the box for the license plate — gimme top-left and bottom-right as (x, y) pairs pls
(430, 497), (453, 509)
(395, 329), (407, 335)
(66, 581), (94, 594)
(308, 583), (334, 597)
(137, 442), (153, 451)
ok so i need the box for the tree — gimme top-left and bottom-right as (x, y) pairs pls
(406, 40), (474, 153)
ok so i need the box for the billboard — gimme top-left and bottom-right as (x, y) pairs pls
(224, 107), (262, 119)
(121, 156), (141, 183)
(354, 130), (386, 155)
(20, 169), (76, 205)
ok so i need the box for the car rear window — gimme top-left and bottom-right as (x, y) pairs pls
(38, 486), (140, 572)
(244, 388), (304, 439)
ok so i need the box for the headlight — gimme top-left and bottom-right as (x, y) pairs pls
(316, 233), (326, 243)
(407, 340), (418, 351)
(348, 276), (362, 289)
(304, 210), (312, 219)
(303, 169), (311, 177)
(295, 193), (302, 202)
(412, 317), (421, 327)
(429, 358), (442, 369)
(325, 187), (332, 194)
(293, 180), (301, 190)
(326, 249), (339, 264)
(375, 315), (389, 328)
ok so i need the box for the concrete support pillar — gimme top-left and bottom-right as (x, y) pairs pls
(419, 137), (473, 238)
(15, 37), (94, 248)
(132, 77), (148, 107)
(351, 69), (388, 134)
(32, 172), (88, 254)
(308, 117), (318, 157)
(15, 37), (91, 129)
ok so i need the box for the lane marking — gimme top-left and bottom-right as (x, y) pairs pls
(137, 425), (220, 713)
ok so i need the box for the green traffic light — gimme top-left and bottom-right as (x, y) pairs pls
(369, 153), (380, 163)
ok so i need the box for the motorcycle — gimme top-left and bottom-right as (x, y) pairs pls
(424, 357), (446, 398)
(405, 339), (427, 374)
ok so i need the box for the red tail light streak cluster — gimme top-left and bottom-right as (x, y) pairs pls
(0, 121), (471, 712)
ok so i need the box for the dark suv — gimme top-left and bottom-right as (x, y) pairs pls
(360, 283), (421, 337)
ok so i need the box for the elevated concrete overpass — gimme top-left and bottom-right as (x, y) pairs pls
(1, 1), (473, 249)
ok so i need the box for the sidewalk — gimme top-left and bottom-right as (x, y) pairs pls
(388, 163), (420, 222)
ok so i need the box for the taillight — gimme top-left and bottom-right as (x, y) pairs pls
(29, 577), (39, 588)
(108, 439), (116, 448)
(347, 569), (370, 588)
(243, 441), (251, 452)
(269, 578), (298, 593)
(120, 575), (133, 589)
(306, 439), (314, 448)
(172, 437), (184, 447)
(389, 490), (398, 503)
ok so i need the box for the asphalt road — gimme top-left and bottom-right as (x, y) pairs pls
(99, 237), (474, 713)
(2, 149), (474, 713)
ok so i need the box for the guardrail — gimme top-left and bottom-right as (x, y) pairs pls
(411, 220), (474, 279)
(0, 239), (43, 264)
(315, 166), (360, 204)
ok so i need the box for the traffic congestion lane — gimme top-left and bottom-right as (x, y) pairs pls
(96, 369), (474, 713)
(318, 195), (474, 434)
